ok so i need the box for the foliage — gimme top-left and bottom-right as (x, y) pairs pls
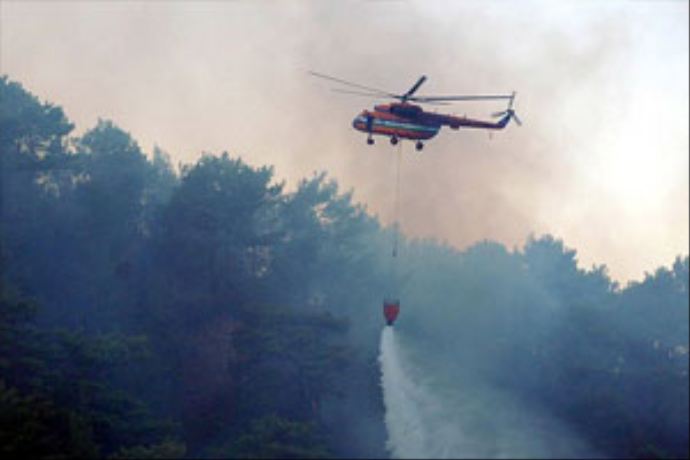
(110, 439), (186, 459)
(0, 285), (183, 457)
(231, 303), (350, 422)
(211, 415), (330, 459)
(1, 75), (687, 458)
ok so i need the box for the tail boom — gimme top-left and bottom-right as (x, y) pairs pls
(440, 113), (511, 130)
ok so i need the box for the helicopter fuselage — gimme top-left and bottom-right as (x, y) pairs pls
(352, 103), (440, 141)
(352, 102), (511, 143)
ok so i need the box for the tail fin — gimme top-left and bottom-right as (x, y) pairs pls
(497, 111), (512, 128)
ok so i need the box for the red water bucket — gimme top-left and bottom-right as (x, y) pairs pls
(383, 299), (400, 326)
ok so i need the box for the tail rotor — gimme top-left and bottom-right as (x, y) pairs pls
(491, 91), (522, 126)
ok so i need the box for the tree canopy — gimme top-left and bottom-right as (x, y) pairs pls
(1, 75), (687, 458)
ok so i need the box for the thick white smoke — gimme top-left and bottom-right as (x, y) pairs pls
(379, 327), (604, 459)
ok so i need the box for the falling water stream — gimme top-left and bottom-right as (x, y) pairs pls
(379, 327), (604, 459)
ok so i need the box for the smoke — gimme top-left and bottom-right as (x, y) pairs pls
(379, 327), (603, 459)
(1, 0), (687, 281)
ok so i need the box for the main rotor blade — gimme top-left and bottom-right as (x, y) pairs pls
(309, 71), (397, 98)
(412, 94), (514, 102)
(403, 75), (427, 99)
(331, 88), (450, 105)
(331, 88), (391, 98)
(418, 100), (451, 106)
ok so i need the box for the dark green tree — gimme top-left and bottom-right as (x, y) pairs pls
(0, 281), (183, 458)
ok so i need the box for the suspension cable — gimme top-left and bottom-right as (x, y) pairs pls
(392, 142), (402, 258)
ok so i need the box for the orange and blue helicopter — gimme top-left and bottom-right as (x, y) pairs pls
(310, 71), (521, 151)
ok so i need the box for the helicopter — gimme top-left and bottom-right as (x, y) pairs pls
(310, 71), (521, 151)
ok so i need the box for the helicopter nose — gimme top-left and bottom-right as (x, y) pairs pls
(352, 114), (365, 130)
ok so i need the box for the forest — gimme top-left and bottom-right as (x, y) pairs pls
(0, 75), (688, 458)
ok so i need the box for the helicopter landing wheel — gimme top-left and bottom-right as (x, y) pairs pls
(415, 141), (424, 151)
(367, 136), (374, 145)
(390, 135), (399, 146)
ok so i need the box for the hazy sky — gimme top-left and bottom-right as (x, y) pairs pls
(1, 0), (687, 283)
